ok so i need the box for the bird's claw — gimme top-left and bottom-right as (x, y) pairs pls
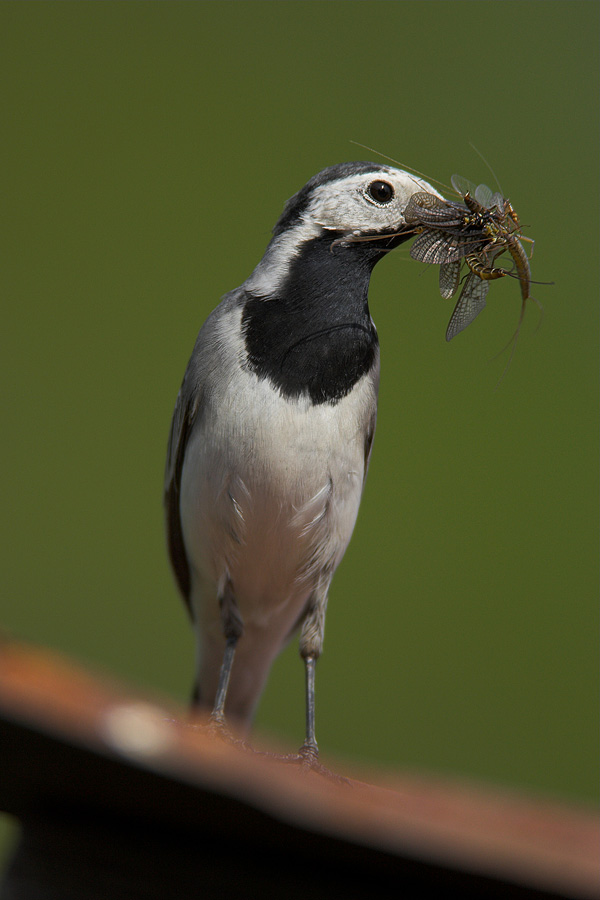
(274, 744), (350, 784)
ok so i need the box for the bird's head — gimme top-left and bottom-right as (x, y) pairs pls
(246, 162), (442, 297)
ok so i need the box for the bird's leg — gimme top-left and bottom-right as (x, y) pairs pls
(285, 593), (347, 782)
(209, 580), (243, 731)
(210, 636), (238, 728)
(297, 591), (327, 763)
(299, 655), (318, 763)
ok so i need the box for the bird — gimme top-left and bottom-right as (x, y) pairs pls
(164, 161), (438, 763)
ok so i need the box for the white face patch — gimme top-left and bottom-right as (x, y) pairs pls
(308, 166), (441, 234)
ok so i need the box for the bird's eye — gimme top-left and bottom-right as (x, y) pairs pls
(368, 180), (395, 204)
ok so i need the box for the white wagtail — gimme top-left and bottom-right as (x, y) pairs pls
(165, 162), (437, 762)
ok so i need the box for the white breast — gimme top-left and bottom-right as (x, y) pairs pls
(179, 303), (378, 642)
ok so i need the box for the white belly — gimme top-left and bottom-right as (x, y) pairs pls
(179, 361), (377, 721)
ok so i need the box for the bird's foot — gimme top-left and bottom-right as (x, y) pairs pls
(207, 710), (229, 734)
(297, 739), (319, 768)
(274, 741), (350, 785)
(184, 718), (347, 781)
(184, 712), (249, 750)
(206, 712), (252, 749)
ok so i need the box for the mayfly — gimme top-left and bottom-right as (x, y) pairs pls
(450, 175), (533, 343)
(405, 174), (533, 341)
(346, 143), (541, 359)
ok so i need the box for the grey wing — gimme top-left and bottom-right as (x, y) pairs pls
(410, 230), (450, 264)
(410, 229), (471, 265)
(439, 261), (461, 299)
(362, 410), (377, 486)
(445, 273), (489, 341)
(164, 290), (242, 612)
(164, 367), (203, 611)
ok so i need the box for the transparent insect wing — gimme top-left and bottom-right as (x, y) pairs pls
(439, 261), (461, 299)
(490, 192), (505, 214)
(445, 274), (489, 341)
(410, 229), (471, 265)
(474, 183), (494, 209)
(451, 174), (478, 198)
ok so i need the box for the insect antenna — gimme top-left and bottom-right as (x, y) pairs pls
(491, 294), (545, 387)
(349, 140), (455, 196)
(468, 142), (504, 196)
(501, 269), (554, 288)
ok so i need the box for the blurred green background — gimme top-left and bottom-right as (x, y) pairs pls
(1, 1), (597, 860)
